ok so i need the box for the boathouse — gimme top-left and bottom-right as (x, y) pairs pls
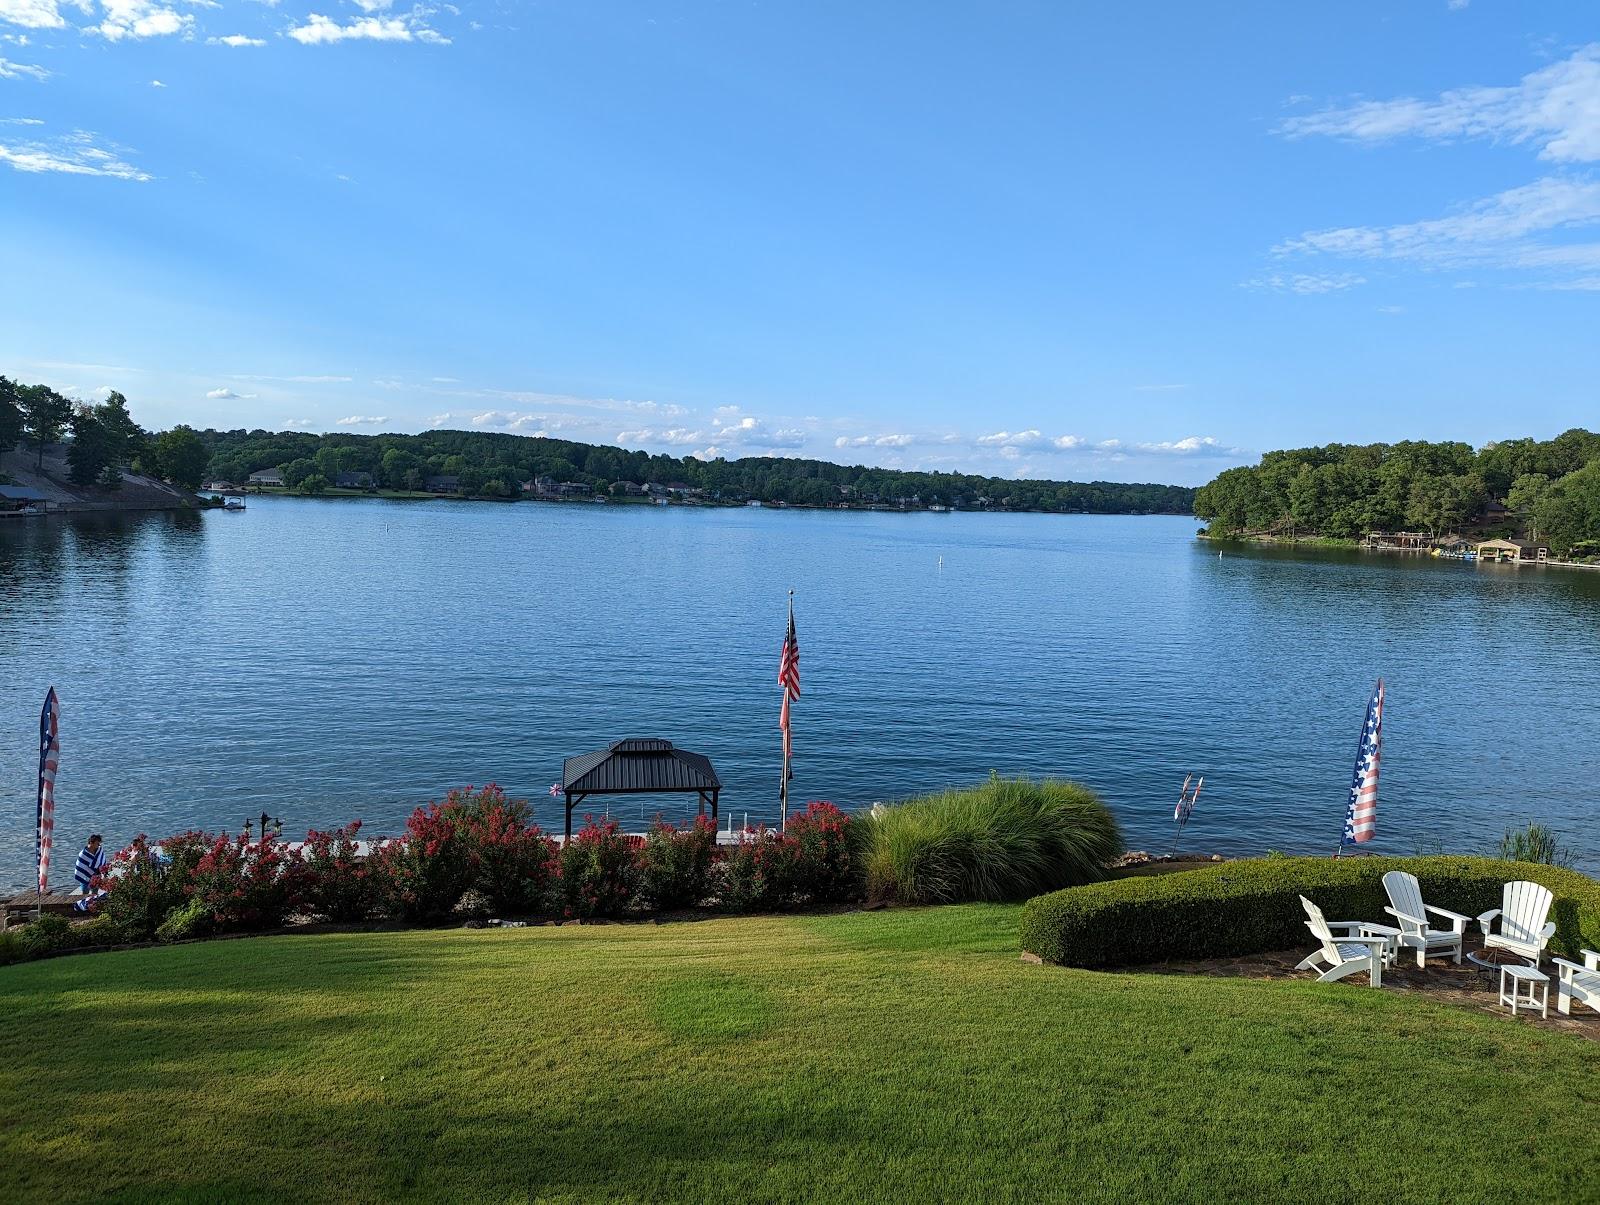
(1476, 538), (1548, 564)
(0, 485), (50, 515)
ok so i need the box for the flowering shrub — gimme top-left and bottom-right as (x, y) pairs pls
(715, 827), (797, 913)
(189, 833), (303, 932)
(370, 802), (476, 921)
(560, 817), (639, 918)
(784, 802), (855, 905)
(453, 789), (557, 915)
(98, 831), (212, 940)
(638, 817), (717, 910)
(300, 822), (375, 922)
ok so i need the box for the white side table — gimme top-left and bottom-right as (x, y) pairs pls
(1359, 923), (1403, 968)
(1500, 963), (1549, 1018)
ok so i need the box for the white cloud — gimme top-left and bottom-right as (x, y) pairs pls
(0, 54), (48, 78)
(0, 129), (150, 180)
(1242, 271), (1367, 293)
(0, 0), (66, 30)
(282, 418), (316, 429)
(1136, 436), (1234, 456)
(617, 427), (701, 446)
(1097, 439), (1122, 449)
(1051, 434), (1084, 450)
(1276, 177), (1600, 276)
(976, 429), (1042, 448)
(209, 33), (264, 45)
(94, 0), (193, 41)
(206, 387), (257, 399)
(149, 78), (165, 87)
(335, 414), (388, 426)
(287, 11), (448, 44)
(1281, 45), (1600, 164)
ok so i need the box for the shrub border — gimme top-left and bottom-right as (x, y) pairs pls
(1018, 855), (1600, 968)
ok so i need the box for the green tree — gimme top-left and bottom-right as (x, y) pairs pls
(281, 458), (318, 488)
(0, 376), (23, 455)
(151, 425), (210, 491)
(1531, 461), (1600, 556)
(67, 404), (116, 487)
(1507, 473), (1552, 539)
(298, 473), (329, 495)
(19, 383), (73, 469)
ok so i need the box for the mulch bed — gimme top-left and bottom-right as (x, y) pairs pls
(1129, 940), (1600, 1040)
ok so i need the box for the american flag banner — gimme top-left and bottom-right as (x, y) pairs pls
(37, 687), (60, 894)
(778, 599), (801, 808)
(1342, 679), (1384, 846)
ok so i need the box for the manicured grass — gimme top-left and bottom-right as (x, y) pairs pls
(2, 908), (1597, 1203)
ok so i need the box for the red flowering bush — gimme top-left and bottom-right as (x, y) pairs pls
(370, 801), (476, 921)
(372, 785), (555, 920)
(784, 802), (856, 905)
(300, 821), (375, 922)
(638, 816), (717, 910)
(715, 827), (797, 913)
(458, 797), (557, 915)
(98, 830), (212, 939)
(560, 817), (640, 918)
(188, 833), (304, 932)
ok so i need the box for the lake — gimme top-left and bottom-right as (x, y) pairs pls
(3, 497), (1598, 888)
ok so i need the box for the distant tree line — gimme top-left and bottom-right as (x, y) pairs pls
(1194, 429), (1600, 555)
(1, 377), (209, 492)
(4, 376), (1196, 513)
(199, 427), (1197, 513)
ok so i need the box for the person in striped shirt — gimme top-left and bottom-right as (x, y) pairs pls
(72, 834), (107, 912)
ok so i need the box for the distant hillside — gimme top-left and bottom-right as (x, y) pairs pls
(1194, 429), (1600, 555)
(200, 427), (1198, 515)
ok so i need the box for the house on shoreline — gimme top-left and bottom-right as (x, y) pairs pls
(248, 469), (285, 487)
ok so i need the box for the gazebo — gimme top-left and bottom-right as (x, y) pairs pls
(559, 738), (722, 840)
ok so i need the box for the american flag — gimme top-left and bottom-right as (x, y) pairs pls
(778, 607), (800, 778)
(37, 688), (60, 894)
(1342, 679), (1384, 846)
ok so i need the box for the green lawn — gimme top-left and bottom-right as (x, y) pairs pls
(3, 907), (1596, 1203)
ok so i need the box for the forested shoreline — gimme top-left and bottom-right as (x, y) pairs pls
(2, 376), (1195, 515)
(1194, 429), (1600, 556)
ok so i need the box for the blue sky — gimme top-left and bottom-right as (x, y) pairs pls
(2, 2), (1597, 485)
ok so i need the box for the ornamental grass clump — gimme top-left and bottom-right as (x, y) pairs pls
(855, 777), (1123, 905)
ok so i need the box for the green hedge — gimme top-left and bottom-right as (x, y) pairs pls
(1019, 856), (1600, 968)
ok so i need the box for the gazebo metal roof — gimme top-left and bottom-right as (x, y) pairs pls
(559, 739), (722, 838)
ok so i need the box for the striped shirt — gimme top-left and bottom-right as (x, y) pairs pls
(73, 844), (107, 893)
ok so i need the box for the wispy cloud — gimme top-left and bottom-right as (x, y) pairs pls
(1242, 271), (1367, 293)
(206, 387), (255, 399)
(0, 128), (150, 180)
(1276, 176), (1600, 275)
(335, 414), (388, 426)
(208, 33), (265, 46)
(282, 418), (317, 430)
(0, 54), (48, 79)
(1280, 44), (1600, 163)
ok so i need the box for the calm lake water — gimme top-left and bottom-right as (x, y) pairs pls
(3, 497), (1598, 888)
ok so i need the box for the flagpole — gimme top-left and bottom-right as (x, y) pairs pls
(781, 588), (793, 832)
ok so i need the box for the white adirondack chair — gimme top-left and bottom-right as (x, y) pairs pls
(1295, 896), (1387, 988)
(1552, 950), (1600, 1016)
(1381, 871), (1469, 968)
(1478, 880), (1556, 966)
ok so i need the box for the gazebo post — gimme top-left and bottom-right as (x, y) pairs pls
(697, 790), (706, 819)
(711, 790), (719, 826)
